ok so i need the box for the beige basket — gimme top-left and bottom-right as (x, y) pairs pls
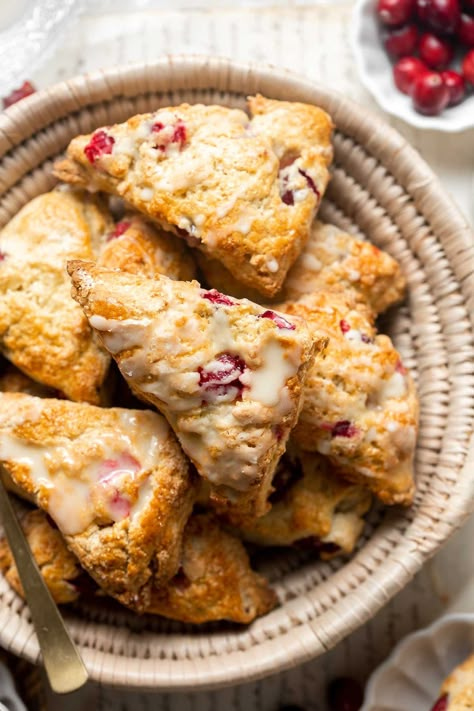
(0, 56), (473, 691)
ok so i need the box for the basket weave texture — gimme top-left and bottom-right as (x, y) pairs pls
(0, 56), (473, 691)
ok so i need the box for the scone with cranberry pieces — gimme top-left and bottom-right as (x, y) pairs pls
(68, 261), (320, 518)
(55, 96), (333, 297)
(431, 653), (474, 710)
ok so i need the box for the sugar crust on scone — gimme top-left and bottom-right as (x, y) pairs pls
(233, 445), (372, 558)
(98, 213), (196, 281)
(54, 96), (333, 296)
(0, 189), (112, 403)
(279, 291), (418, 506)
(0, 392), (195, 610)
(68, 261), (320, 518)
(197, 220), (406, 315)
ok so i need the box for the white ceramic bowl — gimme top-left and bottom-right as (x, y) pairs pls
(362, 614), (474, 710)
(351, 0), (474, 132)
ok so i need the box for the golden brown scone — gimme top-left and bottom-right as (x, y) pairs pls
(0, 359), (57, 398)
(279, 291), (418, 506)
(0, 189), (112, 403)
(0, 392), (195, 611)
(232, 446), (371, 558)
(0, 508), (83, 604)
(98, 213), (196, 280)
(54, 96), (333, 297)
(434, 653), (474, 710)
(196, 221), (405, 314)
(146, 513), (277, 624)
(68, 261), (320, 519)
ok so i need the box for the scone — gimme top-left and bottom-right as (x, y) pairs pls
(0, 392), (195, 610)
(68, 261), (320, 517)
(0, 508), (276, 623)
(98, 213), (196, 280)
(280, 291), (418, 506)
(147, 513), (277, 623)
(54, 96), (334, 296)
(0, 189), (112, 403)
(432, 653), (474, 710)
(233, 445), (372, 558)
(0, 359), (57, 398)
(0, 508), (83, 604)
(197, 221), (405, 314)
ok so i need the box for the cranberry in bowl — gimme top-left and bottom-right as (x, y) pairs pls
(351, 0), (474, 131)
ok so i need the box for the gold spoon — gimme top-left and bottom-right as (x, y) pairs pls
(0, 476), (89, 694)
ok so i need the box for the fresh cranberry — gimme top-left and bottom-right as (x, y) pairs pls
(172, 122), (187, 145)
(416, 0), (461, 34)
(327, 677), (364, 711)
(377, 0), (416, 26)
(281, 188), (295, 205)
(462, 48), (474, 83)
(393, 56), (428, 94)
(419, 33), (454, 68)
(431, 695), (449, 711)
(441, 69), (466, 104)
(412, 70), (450, 114)
(202, 289), (235, 306)
(84, 130), (115, 163)
(259, 310), (296, 330)
(198, 354), (247, 403)
(0, 251), (7, 262)
(298, 168), (320, 198)
(383, 24), (419, 58)
(459, 12), (474, 44)
(2, 81), (36, 109)
(107, 221), (131, 242)
(152, 119), (187, 151)
(332, 421), (359, 438)
(340, 319), (351, 333)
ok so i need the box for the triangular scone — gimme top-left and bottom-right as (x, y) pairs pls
(233, 446), (371, 558)
(279, 291), (418, 506)
(0, 509), (276, 624)
(54, 96), (333, 297)
(196, 220), (406, 314)
(98, 213), (196, 281)
(0, 189), (112, 403)
(0, 392), (195, 610)
(68, 262), (319, 518)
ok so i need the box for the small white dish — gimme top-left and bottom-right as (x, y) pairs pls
(351, 0), (474, 132)
(362, 613), (474, 710)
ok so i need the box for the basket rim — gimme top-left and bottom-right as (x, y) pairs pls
(0, 55), (473, 691)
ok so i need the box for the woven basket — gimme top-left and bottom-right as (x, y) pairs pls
(0, 56), (473, 691)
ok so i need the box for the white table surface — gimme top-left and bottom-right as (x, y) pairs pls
(4, 1), (474, 708)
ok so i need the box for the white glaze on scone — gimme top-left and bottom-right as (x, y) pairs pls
(68, 262), (320, 517)
(54, 96), (334, 296)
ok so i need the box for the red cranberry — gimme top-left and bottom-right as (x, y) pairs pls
(416, 0), (461, 35)
(340, 319), (351, 333)
(394, 57), (428, 94)
(441, 69), (466, 104)
(107, 221), (131, 242)
(419, 33), (454, 68)
(377, 0), (416, 26)
(281, 188), (295, 205)
(331, 421), (359, 438)
(431, 695), (449, 711)
(395, 359), (408, 374)
(0, 251), (7, 262)
(459, 12), (474, 44)
(2, 81), (36, 109)
(152, 119), (187, 151)
(383, 24), (419, 57)
(198, 353), (247, 403)
(84, 130), (115, 163)
(259, 310), (296, 330)
(412, 71), (450, 114)
(327, 677), (364, 711)
(462, 48), (474, 83)
(202, 289), (235, 306)
(298, 168), (320, 198)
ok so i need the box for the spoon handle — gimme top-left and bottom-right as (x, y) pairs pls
(0, 477), (88, 694)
